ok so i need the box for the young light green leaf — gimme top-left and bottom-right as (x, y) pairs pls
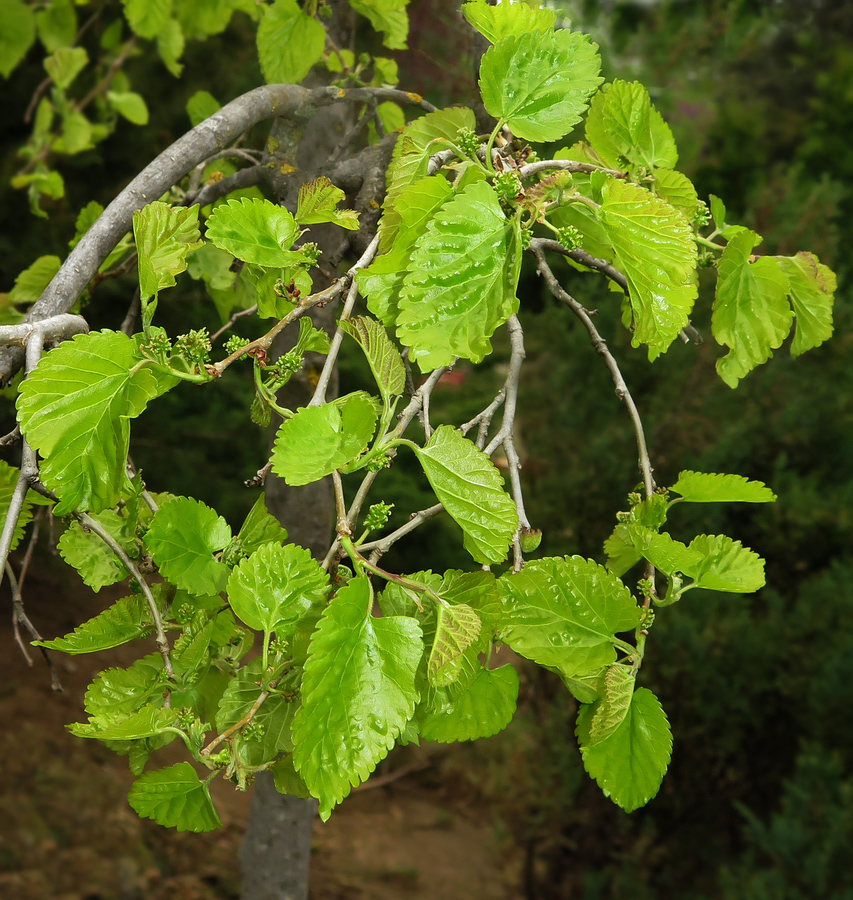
(685, 534), (765, 593)
(671, 470), (776, 503)
(227, 542), (329, 636)
(236, 494), (289, 554)
(54, 110), (93, 154)
(8, 255), (61, 304)
(272, 756), (312, 798)
(293, 315), (330, 355)
(397, 180), (521, 369)
(186, 89), (221, 127)
(156, 17), (184, 77)
(295, 176), (359, 230)
(709, 194), (726, 229)
(205, 198), (302, 268)
(585, 80), (678, 171)
(598, 178), (698, 359)
(44, 46), (87, 90)
(16, 330), (175, 515)
(0, 462), (37, 552)
(603, 523), (641, 577)
(428, 603), (481, 686)
(257, 0), (325, 84)
(499, 556), (642, 678)
(145, 496), (231, 595)
(107, 90), (149, 125)
(171, 612), (217, 678)
(84, 653), (163, 723)
(35, 0), (76, 52)
(628, 526), (703, 577)
(415, 425), (518, 565)
(1, 0), (36, 79)
(128, 762), (222, 832)
(462, 0), (554, 44)
(70, 705), (176, 740)
(292, 577), (422, 820)
(57, 511), (134, 591)
(133, 202), (202, 303)
(419, 665), (519, 743)
(271, 392), (379, 486)
(35, 595), (152, 654)
(775, 251), (836, 357)
(653, 169), (700, 219)
(712, 229), (792, 387)
(479, 29), (602, 142)
(576, 687), (672, 813)
(341, 316), (406, 402)
(589, 664), (636, 745)
(349, 0), (409, 50)
(177, 0), (240, 40)
(121, 0), (171, 39)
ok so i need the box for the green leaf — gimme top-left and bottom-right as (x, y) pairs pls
(462, 0), (554, 44)
(712, 229), (793, 387)
(186, 90), (221, 127)
(419, 665), (518, 743)
(0, 462), (37, 552)
(177, 0), (239, 40)
(585, 80), (677, 171)
(415, 425), (518, 565)
(54, 110), (93, 154)
(227, 542), (329, 636)
(257, 0), (325, 84)
(171, 612), (217, 677)
(295, 176), (359, 231)
(236, 494), (288, 554)
(341, 316), (405, 402)
(397, 180), (521, 369)
(145, 496), (231, 595)
(479, 29), (602, 142)
(652, 169), (699, 219)
(604, 523), (641, 577)
(57, 511), (134, 591)
(108, 90), (149, 125)
(36, 0), (76, 52)
(205, 198), (302, 268)
(685, 534), (765, 594)
(671, 470), (776, 504)
(292, 577), (422, 819)
(775, 252), (836, 357)
(428, 603), (481, 686)
(17, 330), (174, 515)
(589, 664), (636, 745)
(271, 392), (379, 486)
(0, 0), (36, 78)
(156, 18), (184, 77)
(133, 202), (202, 304)
(128, 762), (222, 832)
(577, 687), (672, 813)
(8, 255), (60, 304)
(84, 654), (163, 723)
(499, 556), (642, 678)
(349, 0), (409, 50)
(709, 194), (726, 229)
(272, 756), (311, 798)
(598, 178), (698, 359)
(121, 0), (172, 39)
(628, 526), (703, 578)
(44, 46), (88, 90)
(71, 704), (176, 740)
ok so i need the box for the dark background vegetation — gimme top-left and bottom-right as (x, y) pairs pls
(2, 1), (852, 898)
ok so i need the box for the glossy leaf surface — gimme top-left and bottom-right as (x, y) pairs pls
(128, 762), (221, 832)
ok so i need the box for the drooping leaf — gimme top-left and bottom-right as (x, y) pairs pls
(295, 176), (359, 231)
(462, 0), (554, 44)
(775, 251), (836, 357)
(684, 534), (766, 594)
(108, 90), (149, 125)
(145, 496), (231, 595)
(235, 494), (288, 554)
(576, 687), (672, 813)
(585, 80), (678, 171)
(709, 194), (726, 229)
(121, 0), (171, 39)
(35, 0), (75, 52)
(0, 0), (36, 79)
(133, 202), (202, 303)
(156, 17), (184, 77)
(419, 665), (518, 743)
(54, 110), (93, 154)
(479, 29), (602, 142)
(415, 425), (518, 564)
(499, 556), (642, 678)
(128, 762), (222, 832)
(35, 595), (152, 654)
(397, 180), (521, 369)
(652, 169), (700, 220)
(597, 178), (698, 359)
(8, 255), (61, 304)
(349, 0), (409, 50)
(177, 0), (240, 40)
(271, 392), (379, 486)
(589, 664), (636, 745)
(428, 603), (481, 686)
(257, 0), (325, 84)
(83, 654), (163, 723)
(628, 526), (703, 577)
(71, 704), (176, 740)
(57, 510), (135, 591)
(205, 198), (302, 268)
(671, 470), (776, 504)
(226, 542), (329, 636)
(186, 89), (220, 127)
(44, 46), (87, 90)
(341, 316), (406, 402)
(292, 577), (422, 819)
(16, 330), (175, 515)
(272, 756), (312, 798)
(603, 523), (641, 577)
(712, 229), (793, 387)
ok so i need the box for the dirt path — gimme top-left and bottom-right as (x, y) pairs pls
(0, 554), (521, 900)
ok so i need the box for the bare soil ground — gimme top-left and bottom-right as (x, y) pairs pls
(0, 552), (523, 900)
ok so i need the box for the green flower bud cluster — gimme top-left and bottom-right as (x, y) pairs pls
(174, 328), (212, 369)
(363, 501), (394, 532)
(494, 171), (522, 206)
(224, 335), (250, 355)
(456, 127), (481, 157)
(556, 224), (583, 250)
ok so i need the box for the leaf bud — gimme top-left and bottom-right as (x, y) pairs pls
(519, 527), (542, 552)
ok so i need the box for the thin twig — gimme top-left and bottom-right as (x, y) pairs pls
(518, 159), (627, 180)
(201, 679), (281, 757)
(360, 504), (444, 558)
(210, 304), (259, 344)
(120, 288), (141, 336)
(5, 562), (62, 691)
(0, 426), (21, 447)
